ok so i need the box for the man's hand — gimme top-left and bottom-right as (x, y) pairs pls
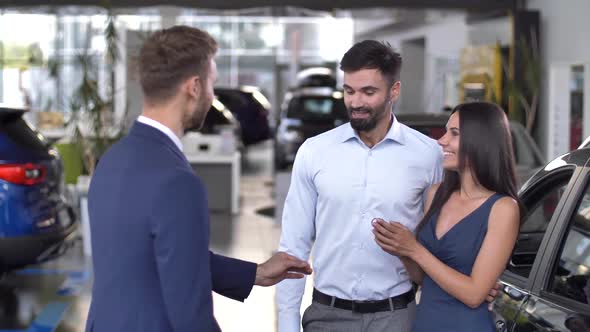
(255, 252), (312, 287)
(486, 282), (501, 310)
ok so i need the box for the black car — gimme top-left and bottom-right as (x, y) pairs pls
(274, 87), (347, 170)
(185, 98), (244, 154)
(396, 112), (545, 187)
(214, 86), (272, 147)
(492, 144), (590, 331)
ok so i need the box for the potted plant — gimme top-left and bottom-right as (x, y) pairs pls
(69, 6), (127, 178)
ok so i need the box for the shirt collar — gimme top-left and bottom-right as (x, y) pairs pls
(340, 113), (405, 145)
(137, 115), (183, 151)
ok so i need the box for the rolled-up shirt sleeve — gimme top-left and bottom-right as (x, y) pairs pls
(431, 146), (444, 185)
(422, 145), (444, 207)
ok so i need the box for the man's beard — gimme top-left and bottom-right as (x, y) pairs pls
(183, 105), (208, 133)
(348, 100), (391, 132)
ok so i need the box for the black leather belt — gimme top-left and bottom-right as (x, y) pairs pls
(312, 288), (414, 314)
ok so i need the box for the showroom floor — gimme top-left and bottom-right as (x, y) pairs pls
(0, 141), (312, 332)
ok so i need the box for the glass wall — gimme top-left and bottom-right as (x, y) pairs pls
(0, 9), (160, 126)
(177, 14), (353, 117)
(0, 9), (352, 127)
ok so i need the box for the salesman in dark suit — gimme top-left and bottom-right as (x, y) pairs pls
(85, 25), (312, 332)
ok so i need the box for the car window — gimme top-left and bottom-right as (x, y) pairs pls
(286, 96), (347, 120)
(548, 180), (590, 305)
(0, 111), (47, 153)
(508, 173), (573, 278)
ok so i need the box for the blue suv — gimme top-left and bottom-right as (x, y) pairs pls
(0, 106), (76, 272)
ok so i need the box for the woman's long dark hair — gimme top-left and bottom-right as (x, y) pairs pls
(418, 102), (521, 230)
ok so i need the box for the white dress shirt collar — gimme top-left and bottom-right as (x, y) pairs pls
(137, 115), (183, 151)
(340, 113), (405, 145)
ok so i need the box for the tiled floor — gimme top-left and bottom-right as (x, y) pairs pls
(0, 141), (311, 332)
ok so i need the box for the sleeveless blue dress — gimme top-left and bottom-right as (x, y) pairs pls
(412, 194), (502, 332)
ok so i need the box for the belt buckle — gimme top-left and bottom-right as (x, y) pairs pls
(351, 300), (372, 314)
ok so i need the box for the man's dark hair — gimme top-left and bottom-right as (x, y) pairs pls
(139, 25), (218, 104)
(340, 40), (402, 85)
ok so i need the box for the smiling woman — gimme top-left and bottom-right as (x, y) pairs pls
(373, 102), (521, 332)
(439, 112), (461, 170)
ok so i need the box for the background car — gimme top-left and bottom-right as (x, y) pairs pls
(185, 98), (244, 154)
(274, 87), (347, 170)
(396, 112), (545, 187)
(214, 86), (272, 147)
(294, 67), (337, 89)
(0, 106), (76, 272)
(492, 142), (590, 332)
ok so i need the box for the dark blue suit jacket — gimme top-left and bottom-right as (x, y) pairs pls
(85, 122), (257, 332)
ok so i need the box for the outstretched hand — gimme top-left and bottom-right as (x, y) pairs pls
(255, 252), (312, 287)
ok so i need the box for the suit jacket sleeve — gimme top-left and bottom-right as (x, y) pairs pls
(150, 170), (215, 332)
(210, 252), (257, 301)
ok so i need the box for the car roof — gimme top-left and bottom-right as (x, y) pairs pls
(286, 87), (342, 98)
(578, 136), (590, 149)
(215, 85), (260, 93)
(519, 147), (590, 192)
(0, 105), (26, 113)
(0, 106), (26, 122)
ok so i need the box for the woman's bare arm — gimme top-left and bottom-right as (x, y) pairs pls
(409, 197), (519, 308)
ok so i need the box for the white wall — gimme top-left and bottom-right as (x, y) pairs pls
(369, 14), (469, 114)
(527, 0), (590, 158)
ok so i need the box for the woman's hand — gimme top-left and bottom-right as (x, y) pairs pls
(372, 218), (423, 259)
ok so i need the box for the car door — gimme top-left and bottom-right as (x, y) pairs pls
(511, 160), (590, 332)
(493, 162), (581, 331)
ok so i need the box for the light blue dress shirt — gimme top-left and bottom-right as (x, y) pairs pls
(276, 115), (443, 332)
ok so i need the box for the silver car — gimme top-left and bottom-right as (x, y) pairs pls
(274, 87), (347, 170)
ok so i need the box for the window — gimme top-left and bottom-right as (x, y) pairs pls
(287, 97), (347, 120)
(548, 181), (590, 305)
(0, 111), (48, 154)
(302, 99), (333, 115)
(507, 175), (572, 278)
